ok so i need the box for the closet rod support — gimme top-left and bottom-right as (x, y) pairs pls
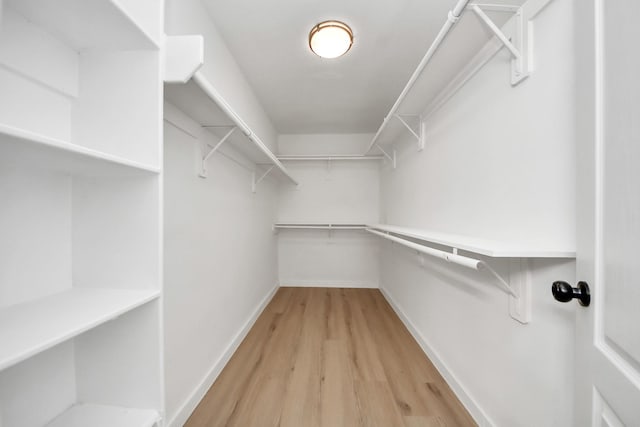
(393, 115), (424, 151)
(471, 4), (529, 84)
(199, 126), (237, 178)
(375, 144), (396, 169)
(252, 165), (275, 193)
(471, 5), (521, 60)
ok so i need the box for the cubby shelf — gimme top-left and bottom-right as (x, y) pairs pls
(6, 0), (160, 51)
(0, 288), (160, 371)
(368, 224), (576, 258)
(0, 124), (160, 176)
(45, 403), (159, 427)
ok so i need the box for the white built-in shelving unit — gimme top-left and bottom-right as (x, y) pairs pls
(0, 0), (164, 425)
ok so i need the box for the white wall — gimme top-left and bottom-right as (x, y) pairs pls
(163, 2), (284, 424)
(163, 104), (279, 426)
(379, 0), (577, 426)
(277, 134), (380, 288)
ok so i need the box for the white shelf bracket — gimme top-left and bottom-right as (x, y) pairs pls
(252, 165), (275, 193)
(375, 144), (396, 169)
(198, 126), (236, 178)
(471, 4), (530, 85)
(478, 258), (531, 324)
(393, 115), (424, 151)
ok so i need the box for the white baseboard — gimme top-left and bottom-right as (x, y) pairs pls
(167, 283), (279, 427)
(279, 279), (378, 289)
(379, 286), (495, 427)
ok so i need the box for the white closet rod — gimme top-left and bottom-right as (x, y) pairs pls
(366, 228), (517, 297)
(192, 72), (299, 186)
(277, 155), (384, 161)
(365, 0), (471, 153)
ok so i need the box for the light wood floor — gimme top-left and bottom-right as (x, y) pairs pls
(185, 287), (476, 427)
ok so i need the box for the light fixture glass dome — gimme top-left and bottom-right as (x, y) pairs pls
(309, 20), (353, 59)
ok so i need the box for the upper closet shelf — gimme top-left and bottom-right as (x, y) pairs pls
(5, 0), (160, 51)
(164, 71), (299, 187)
(0, 124), (160, 176)
(0, 288), (160, 372)
(365, 0), (544, 154)
(368, 224), (575, 259)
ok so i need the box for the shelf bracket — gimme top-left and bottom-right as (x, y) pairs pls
(471, 4), (529, 85)
(478, 258), (531, 324)
(393, 115), (424, 151)
(198, 126), (236, 178)
(375, 144), (396, 169)
(252, 165), (275, 193)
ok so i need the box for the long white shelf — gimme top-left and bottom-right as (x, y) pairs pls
(274, 223), (366, 230)
(6, 0), (159, 51)
(368, 224), (576, 258)
(46, 403), (159, 427)
(164, 72), (298, 186)
(0, 288), (160, 371)
(0, 124), (160, 176)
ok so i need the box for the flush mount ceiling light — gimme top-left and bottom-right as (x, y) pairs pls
(308, 20), (353, 59)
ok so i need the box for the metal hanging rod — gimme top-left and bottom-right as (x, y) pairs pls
(365, 0), (471, 153)
(365, 228), (517, 298)
(274, 223), (367, 230)
(277, 155), (384, 161)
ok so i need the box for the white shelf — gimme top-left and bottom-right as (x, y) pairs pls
(164, 72), (298, 186)
(274, 223), (366, 230)
(0, 124), (160, 176)
(368, 224), (576, 258)
(6, 0), (159, 51)
(46, 403), (159, 427)
(0, 288), (160, 371)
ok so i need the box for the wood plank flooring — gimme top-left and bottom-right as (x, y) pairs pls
(185, 288), (477, 427)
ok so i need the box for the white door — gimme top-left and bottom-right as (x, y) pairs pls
(571, 0), (640, 425)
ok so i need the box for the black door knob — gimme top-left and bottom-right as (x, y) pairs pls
(552, 281), (591, 307)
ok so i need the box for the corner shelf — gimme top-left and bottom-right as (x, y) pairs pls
(0, 124), (160, 176)
(165, 70), (299, 188)
(0, 288), (160, 371)
(46, 404), (159, 427)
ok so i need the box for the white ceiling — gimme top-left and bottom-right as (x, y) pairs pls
(202, 0), (523, 134)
